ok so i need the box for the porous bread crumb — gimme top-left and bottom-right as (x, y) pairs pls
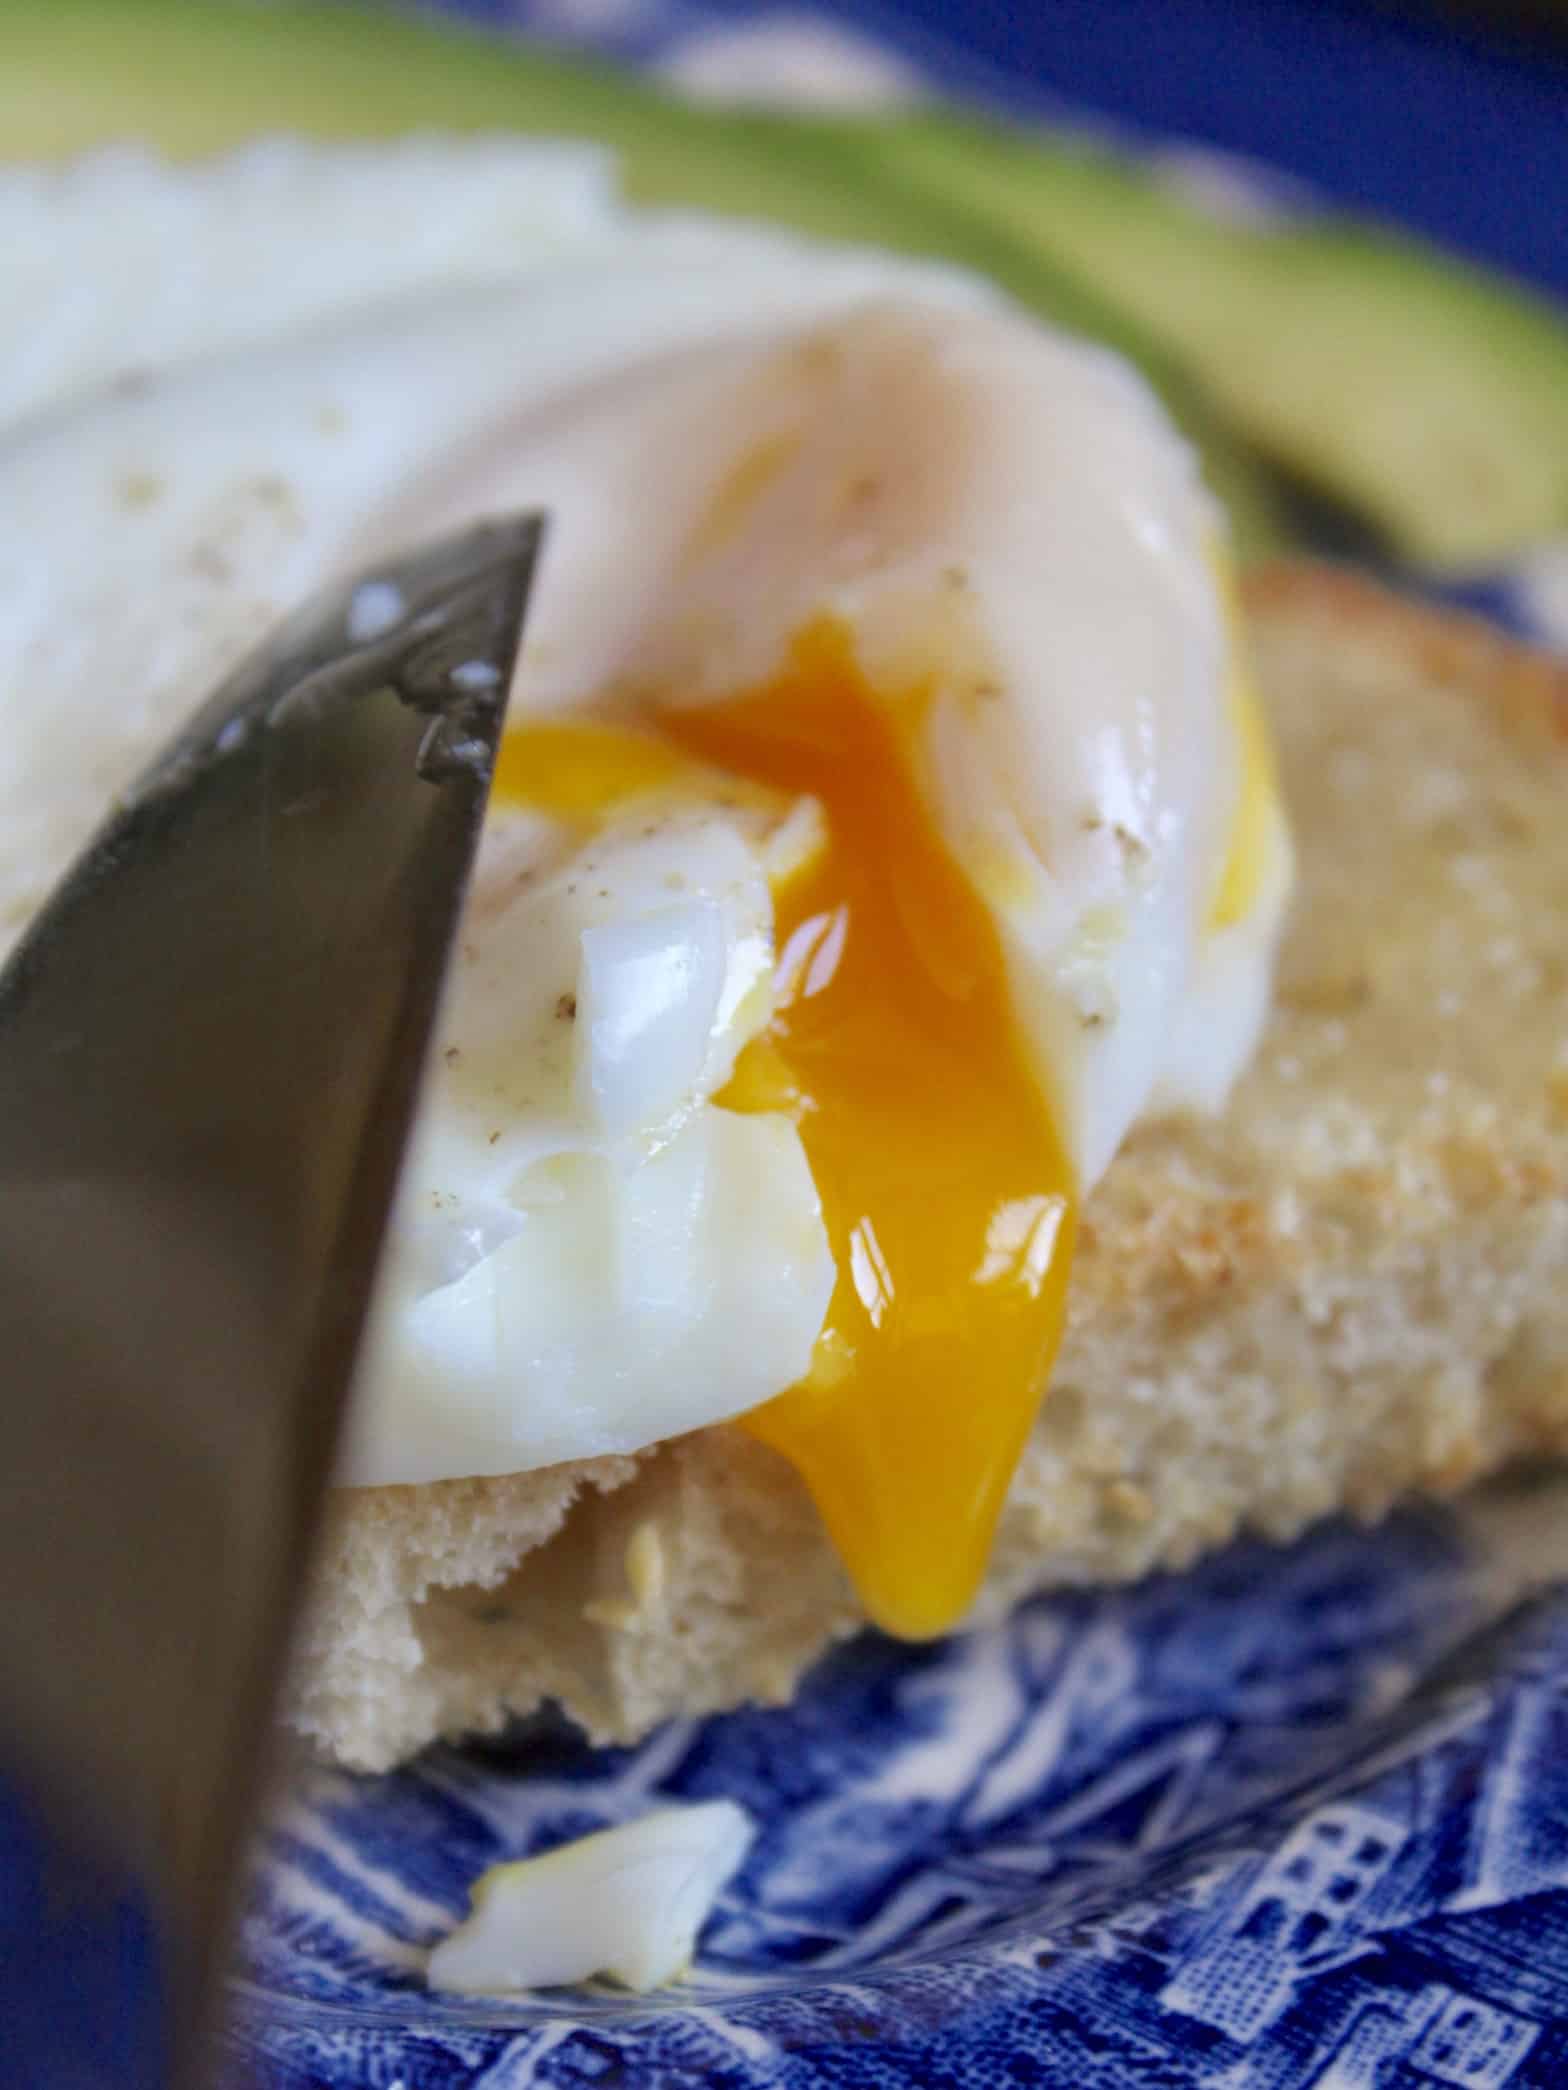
(289, 565), (1568, 1772)
(293, 1456), (640, 1765)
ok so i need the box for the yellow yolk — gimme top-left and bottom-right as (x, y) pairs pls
(497, 619), (1076, 1641)
(1209, 555), (1279, 931)
(1211, 665), (1276, 929)
(494, 717), (772, 820)
(672, 624), (1076, 1636)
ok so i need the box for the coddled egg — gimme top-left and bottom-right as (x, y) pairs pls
(0, 145), (1291, 1638)
(350, 295), (1291, 1634)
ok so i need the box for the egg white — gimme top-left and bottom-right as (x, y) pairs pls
(344, 804), (837, 1482)
(427, 1800), (755, 1994)
(0, 141), (1290, 1488)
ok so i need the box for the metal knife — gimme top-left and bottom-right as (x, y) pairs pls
(0, 513), (545, 2090)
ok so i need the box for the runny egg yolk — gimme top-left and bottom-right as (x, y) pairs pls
(1209, 554), (1278, 932)
(497, 617), (1076, 1641)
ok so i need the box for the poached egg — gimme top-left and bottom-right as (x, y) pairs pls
(0, 142), (1292, 1641)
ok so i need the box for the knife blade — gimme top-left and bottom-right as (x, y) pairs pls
(0, 513), (545, 2088)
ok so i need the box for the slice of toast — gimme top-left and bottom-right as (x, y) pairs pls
(291, 564), (1568, 1772)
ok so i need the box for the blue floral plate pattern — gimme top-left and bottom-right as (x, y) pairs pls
(233, 1498), (1568, 2086)
(226, 5), (1568, 2084)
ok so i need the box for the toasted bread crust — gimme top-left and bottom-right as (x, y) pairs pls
(293, 566), (1568, 1771)
(1243, 560), (1568, 735)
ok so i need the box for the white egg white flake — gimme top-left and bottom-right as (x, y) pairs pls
(426, 1801), (755, 1995)
(0, 136), (621, 436)
(339, 806), (834, 1484)
(575, 900), (729, 1144)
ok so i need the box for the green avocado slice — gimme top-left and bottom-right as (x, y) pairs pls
(0, 0), (1285, 554)
(865, 109), (1568, 573)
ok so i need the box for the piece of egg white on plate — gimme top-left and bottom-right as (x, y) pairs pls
(426, 1801), (755, 1995)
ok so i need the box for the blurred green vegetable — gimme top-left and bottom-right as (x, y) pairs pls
(6, 0), (1567, 569)
(866, 110), (1568, 571)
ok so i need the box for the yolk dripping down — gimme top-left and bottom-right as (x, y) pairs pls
(496, 619), (1077, 1641)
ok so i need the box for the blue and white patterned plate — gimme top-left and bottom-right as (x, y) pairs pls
(226, 5), (1568, 2084)
(233, 1493), (1568, 2087)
